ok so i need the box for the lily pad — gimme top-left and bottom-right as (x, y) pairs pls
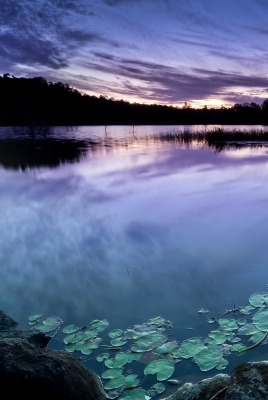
(105, 352), (130, 368)
(102, 368), (124, 379)
(173, 338), (206, 359)
(117, 388), (148, 400)
(252, 308), (268, 332)
(103, 373), (140, 391)
(124, 374), (140, 388)
(108, 329), (123, 338)
(237, 323), (259, 336)
(131, 332), (168, 352)
(147, 383), (166, 396)
(63, 333), (84, 345)
(207, 317), (217, 324)
(110, 337), (128, 347)
(216, 358), (229, 370)
(62, 324), (80, 334)
(249, 292), (268, 308)
(231, 343), (247, 352)
(193, 345), (223, 371)
(218, 318), (238, 332)
(239, 305), (255, 315)
(104, 375), (126, 390)
(153, 340), (178, 355)
(144, 359), (175, 381)
(250, 331), (266, 344)
(208, 331), (226, 345)
(97, 353), (110, 362)
(28, 314), (43, 325)
(89, 319), (109, 332)
(34, 316), (62, 333)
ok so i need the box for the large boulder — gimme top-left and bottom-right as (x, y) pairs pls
(224, 361), (268, 399)
(163, 362), (268, 400)
(0, 310), (106, 399)
(163, 374), (230, 400)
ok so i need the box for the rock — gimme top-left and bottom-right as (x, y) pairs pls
(224, 362), (268, 399)
(0, 310), (106, 399)
(163, 374), (230, 399)
(163, 362), (268, 400)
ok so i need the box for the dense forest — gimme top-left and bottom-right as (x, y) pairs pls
(1, 73), (268, 126)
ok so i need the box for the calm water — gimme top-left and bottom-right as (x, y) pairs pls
(1, 124), (268, 397)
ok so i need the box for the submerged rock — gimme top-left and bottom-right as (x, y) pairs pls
(0, 310), (106, 399)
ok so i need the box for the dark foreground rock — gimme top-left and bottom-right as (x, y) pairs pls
(163, 362), (268, 400)
(0, 310), (106, 399)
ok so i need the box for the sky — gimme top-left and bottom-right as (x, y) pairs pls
(1, 0), (268, 108)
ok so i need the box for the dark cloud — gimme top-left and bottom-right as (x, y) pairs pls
(86, 54), (268, 104)
(49, 0), (95, 16)
(0, 31), (67, 69)
(0, 0), (103, 70)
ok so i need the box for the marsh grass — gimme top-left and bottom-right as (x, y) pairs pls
(156, 128), (268, 144)
(151, 128), (268, 151)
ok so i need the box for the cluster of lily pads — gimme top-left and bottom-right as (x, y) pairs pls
(28, 292), (268, 400)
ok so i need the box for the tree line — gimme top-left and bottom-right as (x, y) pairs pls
(1, 73), (268, 126)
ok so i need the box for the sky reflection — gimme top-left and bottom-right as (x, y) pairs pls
(0, 130), (268, 347)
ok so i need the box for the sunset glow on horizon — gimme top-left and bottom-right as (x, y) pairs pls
(1, 0), (268, 108)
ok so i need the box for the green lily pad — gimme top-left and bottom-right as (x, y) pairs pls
(110, 337), (128, 347)
(153, 340), (178, 355)
(63, 333), (84, 345)
(228, 336), (241, 343)
(117, 388), (148, 400)
(83, 330), (97, 340)
(65, 342), (79, 352)
(131, 332), (168, 352)
(144, 359), (175, 381)
(237, 323), (259, 336)
(28, 314), (43, 325)
(193, 345), (223, 371)
(231, 343), (248, 352)
(124, 374), (140, 388)
(108, 329), (123, 338)
(249, 292), (268, 308)
(218, 318), (238, 332)
(103, 373), (139, 391)
(207, 317), (217, 324)
(89, 319), (109, 332)
(62, 324), (80, 334)
(147, 383), (166, 396)
(102, 368), (124, 379)
(173, 338), (206, 359)
(80, 340), (101, 354)
(252, 308), (268, 332)
(239, 305), (255, 315)
(237, 318), (247, 326)
(208, 330), (226, 345)
(34, 316), (62, 333)
(250, 331), (266, 343)
(105, 352), (130, 368)
(125, 351), (142, 362)
(216, 358), (229, 370)
(104, 375), (126, 390)
(97, 353), (110, 362)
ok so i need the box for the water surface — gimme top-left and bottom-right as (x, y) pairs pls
(1, 124), (268, 397)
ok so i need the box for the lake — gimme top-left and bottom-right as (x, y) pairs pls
(1, 124), (268, 399)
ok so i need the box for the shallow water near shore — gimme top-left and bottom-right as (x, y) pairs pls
(1, 124), (268, 398)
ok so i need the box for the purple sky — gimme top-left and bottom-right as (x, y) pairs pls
(1, 0), (268, 108)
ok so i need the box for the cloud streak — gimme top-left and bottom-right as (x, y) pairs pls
(0, 0), (268, 107)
